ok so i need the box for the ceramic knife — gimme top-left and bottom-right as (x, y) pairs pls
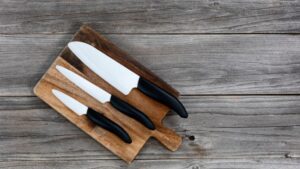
(52, 89), (132, 143)
(56, 65), (155, 130)
(68, 41), (188, 118)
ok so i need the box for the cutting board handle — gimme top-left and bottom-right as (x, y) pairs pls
(152, 126), (182, 151)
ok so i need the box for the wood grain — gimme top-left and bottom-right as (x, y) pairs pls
(1, 159), (300, 169)
(1, 95), (299, 168)
(1, 34), (300, 96)
(1, 0), (300, 167)
(1, 0), (300, 34)
(33, 26), (182, 163)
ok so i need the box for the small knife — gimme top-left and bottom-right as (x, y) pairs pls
(56, 65), (155, 130)
(68, 41), (188, 118)
(52, 89), (132, 143)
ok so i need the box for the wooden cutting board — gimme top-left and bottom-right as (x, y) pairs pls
(33, 25), (182, 163)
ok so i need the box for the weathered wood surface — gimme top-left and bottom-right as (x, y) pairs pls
(1, 96), (300, 168)
(1, 34), (300, 96)
(1, 0), (300, 168)
(1, 0), (300, 34)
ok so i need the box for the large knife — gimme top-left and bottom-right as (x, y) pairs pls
(56, 65), (155, 130)
(68, 41), (188, 118)
(52, 89), (132, 143)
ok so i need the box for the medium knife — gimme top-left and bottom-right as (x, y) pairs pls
(52, 89), (132, 143)
(56, 65), (155, 130)
(68, 41), (188, 118)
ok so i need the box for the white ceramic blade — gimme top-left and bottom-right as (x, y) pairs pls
(56, 65), (111, 103)
(52, 89), (88, 116)
(68, 41), (140, 95)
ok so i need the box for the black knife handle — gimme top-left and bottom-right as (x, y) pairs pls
(86, 108), (132, 143)
(137, 77), (188, 118)
(110, 95), (155, 130)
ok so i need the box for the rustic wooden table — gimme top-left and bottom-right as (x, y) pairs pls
(1, 1), (300, 168)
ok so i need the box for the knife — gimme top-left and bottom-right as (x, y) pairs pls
(68, 41), (188, 118)
(52, 89), (132, 143)
(56, 65), (155, 130)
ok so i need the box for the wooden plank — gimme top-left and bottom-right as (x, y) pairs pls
(1, 34), (300, 96)
(1, 159), (300, 169)
(1, 0), (300, 34)
(0, 96), (299, 167)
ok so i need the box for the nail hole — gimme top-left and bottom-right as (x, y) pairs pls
(189, 135), (195, 141)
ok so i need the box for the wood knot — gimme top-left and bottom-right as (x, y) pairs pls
(189, 164), (201, 169)
(285, 153), (292, 158)
(213, 2), (219, 6)
(209, 1), (220, 8)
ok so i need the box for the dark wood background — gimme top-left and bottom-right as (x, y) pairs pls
(1, 0), (300, 168)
